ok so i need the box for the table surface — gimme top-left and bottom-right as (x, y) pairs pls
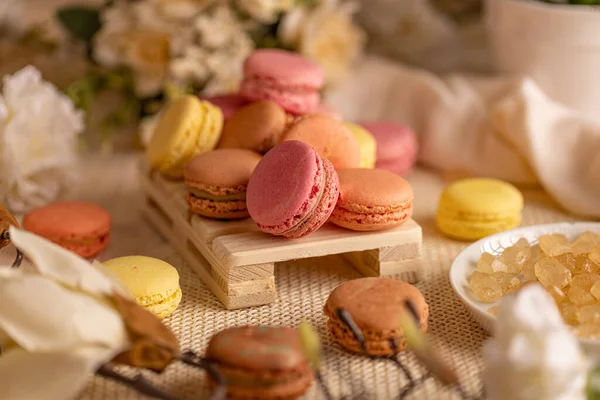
(1, 154), (582, 399)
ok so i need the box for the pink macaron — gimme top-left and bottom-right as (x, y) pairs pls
(240, 49), (324, 115)
(246, 140), (339, 239)
(359, 122), (418, 175)
(200, 94), (250, 120)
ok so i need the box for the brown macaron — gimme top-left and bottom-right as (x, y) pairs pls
(324, 277), (429, 356)
(184, 149), (262, 219)
(205, 325), (314, 400)
(217, 100), (291, 154)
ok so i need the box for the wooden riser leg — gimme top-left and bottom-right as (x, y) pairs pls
(342, 242), (423, 283)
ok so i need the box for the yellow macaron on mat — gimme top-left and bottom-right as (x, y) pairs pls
(344, 122), (377, 169)
(436, 178), (524, 241)
(103, 255), (183, 319)
(146, 95), (223, 178)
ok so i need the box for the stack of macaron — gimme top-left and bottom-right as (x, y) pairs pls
(145, 49), (418, 239)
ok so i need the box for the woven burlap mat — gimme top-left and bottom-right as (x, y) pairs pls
(1, 155), (582, 399)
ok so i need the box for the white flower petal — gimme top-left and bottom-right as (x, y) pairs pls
(0, 270), (129, 352)
(8, 227), (131, 298)
(0, 347), (115, 400)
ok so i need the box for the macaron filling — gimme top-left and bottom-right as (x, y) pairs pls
(188, 188), (246, 202)
(59, 232), (110, 245)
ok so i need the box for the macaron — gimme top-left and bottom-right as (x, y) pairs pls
(240, 49), (324, 114)
(146, 95), (224, 178)
(280, 115), (361, 170)
(22, 201), (110, 258)
(184, 149), (262, 219)
(436, 178), (524, 241)
(201, 93), (249, 120)
(205, 326), (314, 400)
(359, 122), (418, 175)
(344, 123), (377, 169)
(247, 140), (340, 239)
(217, 100), (291, 154)
(324, 277), (429, 356)
(102, 256), (182, 319)
(330, 169), (413, 232)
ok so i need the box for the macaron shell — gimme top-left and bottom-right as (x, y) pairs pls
(360, 122), (418, 174)
(217, 101), (290, 153)
(102, 256), (182, 319)
(281, 115), (361, 170)
(324, 277), (429, 355)
(436, 213), (522, 241)
(437, 178), (524, 215)
(207, 365), (313, 400)
(282, 157), (339, 239)
(147, 95), (203, 173)
(330, 169), (413, 231)
(22, 201), (111, 258)
(148, 96), (224, 178)
(344, 123), (377, 169)
(240, 79), (320, 115)
(185, 149), (262, 188)
(243, 49), (324, 90)
(247, 141), (321, 228)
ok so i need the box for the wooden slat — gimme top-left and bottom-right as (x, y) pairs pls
(190, 215), (258, 243)
(212, 220), (422, 268)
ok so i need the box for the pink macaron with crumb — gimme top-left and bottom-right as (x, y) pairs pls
(240, 49), (324, 115)
(246, 140), (339, 239)
(359, 122), (418, 175)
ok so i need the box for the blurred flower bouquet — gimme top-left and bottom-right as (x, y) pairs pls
(56, 0), (364, 149)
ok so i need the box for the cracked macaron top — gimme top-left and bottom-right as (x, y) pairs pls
(246, 140), (339, 239)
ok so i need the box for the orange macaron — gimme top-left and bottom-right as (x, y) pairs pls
(329, 169), (413, 231)
(22, 201), (111, 258)
(279, 114), (360, 170)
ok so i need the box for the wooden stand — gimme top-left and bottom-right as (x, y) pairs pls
(140, 164), (424, 309)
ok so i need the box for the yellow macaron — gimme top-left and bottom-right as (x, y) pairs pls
(146, 95), (223, 178)
(436, 178), (524, 241)
(344, 122), (377, 169)
(103, 256), (182, 319)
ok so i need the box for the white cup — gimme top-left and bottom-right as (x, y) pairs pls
(485, 0), (600, 123)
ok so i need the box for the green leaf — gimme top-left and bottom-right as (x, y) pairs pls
(56, 7), (102, 42)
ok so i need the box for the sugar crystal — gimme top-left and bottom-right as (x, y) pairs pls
(534, 257), (572, 288)
(538, 234), (571, 257)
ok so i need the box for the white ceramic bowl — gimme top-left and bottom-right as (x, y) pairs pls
(485, 0), (600, 124)
(450, 222), (600, 354)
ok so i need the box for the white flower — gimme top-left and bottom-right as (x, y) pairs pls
(0, 66), (84, 214)
(236, 0), (294, 24)
(94, 1), (179, 97)
(483, 284), (588, 400)
(278, 1), (365, 86)
(0, 227), (132, 400)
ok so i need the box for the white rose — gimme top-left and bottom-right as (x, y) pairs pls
(0, 66), (84, 214)
(278, 2), (365, 86)
(483, 284), (588, 400)
(0, 227), (132, 400)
